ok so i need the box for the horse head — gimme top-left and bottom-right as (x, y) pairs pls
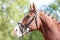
(14, 3), (42, 38)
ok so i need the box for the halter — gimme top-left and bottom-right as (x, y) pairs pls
(17, 10), (38, 36)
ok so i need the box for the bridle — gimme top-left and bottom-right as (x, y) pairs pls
(17, 10), (38, 36)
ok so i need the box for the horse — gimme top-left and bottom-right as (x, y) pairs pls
(14, 3), (60, 40)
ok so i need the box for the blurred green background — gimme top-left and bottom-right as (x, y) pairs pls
(0, 0), (60, 40)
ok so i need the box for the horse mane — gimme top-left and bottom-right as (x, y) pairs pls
(40, 10), (60, 25)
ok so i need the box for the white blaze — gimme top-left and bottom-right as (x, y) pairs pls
(14, 25), (22, 37)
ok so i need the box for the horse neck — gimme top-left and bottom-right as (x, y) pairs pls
(38, 12), (60, 40)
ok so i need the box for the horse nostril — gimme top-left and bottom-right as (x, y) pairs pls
(15, 29), (18, 32)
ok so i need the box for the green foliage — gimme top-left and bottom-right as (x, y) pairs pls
(21, 30), (44, 40)
(49, 3), (58, 10)
(0, 0), (29, 40)
(55, 0), (60, 5)
(44, 0), (60, 20)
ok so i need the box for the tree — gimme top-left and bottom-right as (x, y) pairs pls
(0, 0), (29, 40)
(42, 0), (60, 20)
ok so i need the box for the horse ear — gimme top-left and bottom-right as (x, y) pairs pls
(30, 4), (32, 10)
(32, 3), (36, 10)
(30, 3), (36, 11)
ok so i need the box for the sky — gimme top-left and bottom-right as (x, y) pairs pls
(29, 0), (55, 9)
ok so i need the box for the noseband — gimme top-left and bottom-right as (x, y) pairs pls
(17, 11), (38, 34)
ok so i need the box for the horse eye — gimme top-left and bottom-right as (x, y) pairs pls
(26, 15), (30, 18)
